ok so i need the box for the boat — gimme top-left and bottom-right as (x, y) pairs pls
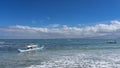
(18, 44), (44, 52)
(106, 40), (117, 44)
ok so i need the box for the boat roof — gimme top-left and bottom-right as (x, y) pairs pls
(27, 45), (38, 48)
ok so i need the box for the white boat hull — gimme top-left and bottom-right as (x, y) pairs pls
(18, 46), (44, 52)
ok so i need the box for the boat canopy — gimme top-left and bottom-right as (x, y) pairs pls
(27, 45), (38, 48)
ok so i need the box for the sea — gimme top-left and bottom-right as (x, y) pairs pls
(0, 39), (120, 68)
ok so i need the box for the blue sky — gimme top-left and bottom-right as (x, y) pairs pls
(0, 0), (120, 27)
(0, 0), (120, 39)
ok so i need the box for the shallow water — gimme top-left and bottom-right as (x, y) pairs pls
(0, 39), (120, 68)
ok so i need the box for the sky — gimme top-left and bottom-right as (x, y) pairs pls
(0, 0), (120, 39)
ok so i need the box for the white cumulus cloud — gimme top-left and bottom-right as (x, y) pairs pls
(0, 20), (120, 39)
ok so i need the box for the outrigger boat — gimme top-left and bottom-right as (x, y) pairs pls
(18, 44), (44, 52)
(106, 40), (117, 44)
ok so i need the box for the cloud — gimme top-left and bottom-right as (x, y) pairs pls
(47, 17), (51, 20)
(1, 20), (120, 39)
(47, 24), (61, 28)
(31, 17), (51, 24)
(32, 20), (36, 24)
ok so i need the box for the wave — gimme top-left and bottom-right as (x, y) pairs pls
(25, 50), (120, 68)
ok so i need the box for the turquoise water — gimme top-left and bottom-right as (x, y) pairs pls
(0, 39), (120, 68)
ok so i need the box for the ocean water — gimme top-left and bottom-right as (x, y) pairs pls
(0, 39), (120, 68)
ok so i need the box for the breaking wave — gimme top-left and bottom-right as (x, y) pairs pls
(25, 50), (120, 68)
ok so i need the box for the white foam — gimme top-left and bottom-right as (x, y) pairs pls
(25, 50), (120, 68)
